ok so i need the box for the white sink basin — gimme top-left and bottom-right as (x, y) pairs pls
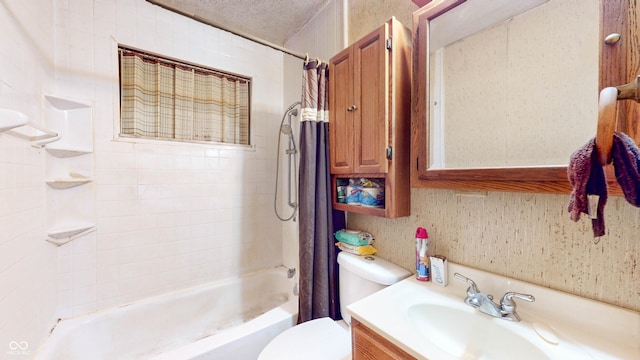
(347, 262), (640, 360)
(407, 303), (550, 359)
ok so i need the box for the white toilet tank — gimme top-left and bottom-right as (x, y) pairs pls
(337, 252), (411, 324)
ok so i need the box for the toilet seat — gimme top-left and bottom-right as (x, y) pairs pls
(258, 317), (351, 360)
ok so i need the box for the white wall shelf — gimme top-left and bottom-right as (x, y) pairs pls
(44, 95), (90, 110)
(46, 178), (93, 189)
(0, 108), (29, 132)
(1, 107), (61, 147)
(46, 148), (92, 158)
(46, 224), (96, 246)
(43, 94), (95, 246)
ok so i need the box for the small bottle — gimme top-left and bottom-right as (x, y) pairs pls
(415, 227), (429, 281)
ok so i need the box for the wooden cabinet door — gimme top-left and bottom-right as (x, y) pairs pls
(351, 318), (416, 360)
(353, 23), (389, 174)
(329, 46), (355, 174)
(601, 0), (640, 142)
(328, 17), (411, 218)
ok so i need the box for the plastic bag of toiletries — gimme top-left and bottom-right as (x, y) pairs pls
(335, 242), (377, 255)
(359, 178), (385, 207)
(345, 178), (363, 205)
(334, 229), (375, 246)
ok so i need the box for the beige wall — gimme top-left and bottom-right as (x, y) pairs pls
(349, 189), (640, 311)
(0, 0), (58, 350)
(348, 0), (418, 43)
(346, 0), (639, 312)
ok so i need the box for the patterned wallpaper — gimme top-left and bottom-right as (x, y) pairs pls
(343, 0), (638, 312)
(347, 0), (417, 43)
(348, 188), (640, 311)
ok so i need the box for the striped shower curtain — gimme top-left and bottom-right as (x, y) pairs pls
(297, 60), (346, 323)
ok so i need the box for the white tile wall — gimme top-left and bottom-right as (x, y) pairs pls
(0, 0), (58, 354)
(52, 0), (287, 317)
(2, 0), (288, 351)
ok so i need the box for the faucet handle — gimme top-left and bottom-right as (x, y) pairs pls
(453, 273), (479, 294)
(500, 292), (535, 313)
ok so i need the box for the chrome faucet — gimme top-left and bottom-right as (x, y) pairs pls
(454, 273), (535, 322)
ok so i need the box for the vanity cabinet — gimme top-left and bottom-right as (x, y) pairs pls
(351, 318), (417, 360)
(329, 17), (412, 218)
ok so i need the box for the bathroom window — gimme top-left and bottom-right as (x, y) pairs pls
(118, 46), (251, 145)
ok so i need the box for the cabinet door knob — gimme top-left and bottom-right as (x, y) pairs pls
(347, 105), (358, 111)
(604, 33), (621, 45)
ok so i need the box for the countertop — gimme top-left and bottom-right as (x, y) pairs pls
(347, 262), (640, 360)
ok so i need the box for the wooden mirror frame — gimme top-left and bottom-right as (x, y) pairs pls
(411, 0), (574, 193)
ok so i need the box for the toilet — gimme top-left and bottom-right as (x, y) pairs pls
(258, 252), (411, 359)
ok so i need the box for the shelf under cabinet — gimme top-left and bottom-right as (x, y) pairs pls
(332, 174), (400, 218)
(333, 202), (387, 217)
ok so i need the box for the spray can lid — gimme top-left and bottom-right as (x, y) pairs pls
(416, 227), (428, 239)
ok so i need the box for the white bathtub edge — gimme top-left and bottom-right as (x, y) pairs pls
(35, 267), (296, 360)
(152, 298), (298, 360)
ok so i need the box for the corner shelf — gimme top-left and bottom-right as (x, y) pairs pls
(43, 94), (95, 246)
(46, 224), (96, 246)
(44, 95), (90, 111)
(46, 148), (91, 158)
(46, 178), (93, 189)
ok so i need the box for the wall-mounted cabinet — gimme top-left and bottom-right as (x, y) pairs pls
(43, 95), (95, 246)
(329, 17), (412, 218)
(411, 0), (640, 195)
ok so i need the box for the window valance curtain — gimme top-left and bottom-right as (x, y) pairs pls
(119, 48), (250, 145)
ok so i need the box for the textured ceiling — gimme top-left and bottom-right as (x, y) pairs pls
(148, 0), (332, 45)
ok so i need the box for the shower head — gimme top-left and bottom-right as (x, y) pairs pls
(289, 108), (298, 116)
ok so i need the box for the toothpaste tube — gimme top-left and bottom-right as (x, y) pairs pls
(430, 255), (448, 286)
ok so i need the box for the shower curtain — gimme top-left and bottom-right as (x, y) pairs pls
(297, 60), (346, 323)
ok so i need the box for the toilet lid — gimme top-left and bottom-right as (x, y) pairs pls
(258, 317), (351, 360)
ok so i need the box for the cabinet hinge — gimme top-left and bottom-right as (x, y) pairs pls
(386, 146), (393, 160)
(386, 37), (392, 51)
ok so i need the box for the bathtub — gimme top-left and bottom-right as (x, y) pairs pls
(36, 267), (298, 360)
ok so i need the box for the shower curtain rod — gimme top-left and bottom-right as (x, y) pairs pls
(145, 0), (321, 64)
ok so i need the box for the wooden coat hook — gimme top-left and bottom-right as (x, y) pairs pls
(594, 76), (640, 166)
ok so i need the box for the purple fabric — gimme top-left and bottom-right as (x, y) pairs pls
(612, 132), (640, 207)
(567, 138), (607, 237)
(298, 61), (346, 324)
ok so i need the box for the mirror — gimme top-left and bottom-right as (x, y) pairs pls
(413, 0), (600, 183)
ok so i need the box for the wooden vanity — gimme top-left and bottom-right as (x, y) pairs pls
(351, 318), (416, 360)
